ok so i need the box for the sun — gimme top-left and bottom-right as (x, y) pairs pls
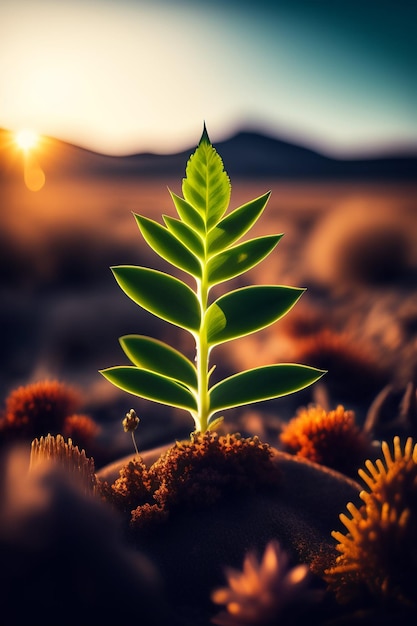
(15, 129), (40, 152)
(13, 128), (46, 191)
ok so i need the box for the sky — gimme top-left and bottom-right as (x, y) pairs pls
(1, 0), (416, 156)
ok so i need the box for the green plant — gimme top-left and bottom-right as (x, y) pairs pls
(100, 126), (325, 433)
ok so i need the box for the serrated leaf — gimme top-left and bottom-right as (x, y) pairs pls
(206, 285), (304, 346)
(112, 266), (200, 332)
(208, 192), (271, 254)
(182, 131), (231, 228)
(100, 366), (197, 412)
(207, 234), (283, 286)
(163, 215), (205, 260)
(209, 364), (326, 413)
(169, 190), (205, 234)
(120, 334), (197, 389)
(134, 214), (201, 278)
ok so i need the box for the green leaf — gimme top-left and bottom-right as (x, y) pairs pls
(208, 192), (271, 254)
(100, 366), (197, 412)
(134, 214), (201, 278)
(207, 234), (283, 286)
(206, 285), (304, 346)
(111, 266), (200, 332)
(209, 364), (326, 413)
(169, 190), (205, 234)
(163, 215), (205, 260)
(120, 334), (197, 389)
(182, 131), (231, 228)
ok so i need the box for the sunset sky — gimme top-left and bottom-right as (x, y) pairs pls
(1, 0), (416, 156)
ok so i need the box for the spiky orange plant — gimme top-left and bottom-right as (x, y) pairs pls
(280, 405), (373, 477)
(325, 436), (417, 609)
(30, 433), (96, 494)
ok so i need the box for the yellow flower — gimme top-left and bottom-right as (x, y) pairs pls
(325, 436), (417, 608)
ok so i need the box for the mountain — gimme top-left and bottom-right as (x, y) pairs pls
(214, 131), (417, 180)
(1, 128), (417, 180)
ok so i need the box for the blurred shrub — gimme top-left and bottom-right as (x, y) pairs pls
(288, 329), (390, 406)
(304, 198), (417, 289)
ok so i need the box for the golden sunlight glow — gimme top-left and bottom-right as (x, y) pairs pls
(13, 129), (46, 191)
(15, 129), (40, 152)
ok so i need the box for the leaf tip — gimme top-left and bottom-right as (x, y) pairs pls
(199, 121), (211, 146)
(313, 368), (328, 381)
(110, 265), (124, 278)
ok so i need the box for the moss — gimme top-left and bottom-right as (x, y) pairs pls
(102, 432), (281, 534)
(98, 457), (153, 515)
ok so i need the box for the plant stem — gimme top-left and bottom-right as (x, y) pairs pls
(196, 269), (210, 432)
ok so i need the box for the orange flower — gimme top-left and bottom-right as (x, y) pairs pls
(3, 380), (81, 439)
(212, 540), (315, 626)
(63, 414), (100, 452)
(280, 405), (373, 477)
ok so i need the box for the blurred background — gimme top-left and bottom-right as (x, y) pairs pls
(1, 0), (416, 462)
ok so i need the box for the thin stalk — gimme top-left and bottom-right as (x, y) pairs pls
(196, 265), (211, 433)
(131, 431), (139, 457)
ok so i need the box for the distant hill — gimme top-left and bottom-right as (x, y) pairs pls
(1, 127), (417, 181)
(214, 131), (417, 180)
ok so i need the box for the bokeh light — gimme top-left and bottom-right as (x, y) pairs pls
(23, 160), (45, 191)
(15, 129), (40, 152)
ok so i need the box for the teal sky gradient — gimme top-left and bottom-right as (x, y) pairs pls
(1, 0), (416, 156)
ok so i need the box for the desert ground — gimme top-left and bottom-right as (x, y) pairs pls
(1, 172), (417, 462)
